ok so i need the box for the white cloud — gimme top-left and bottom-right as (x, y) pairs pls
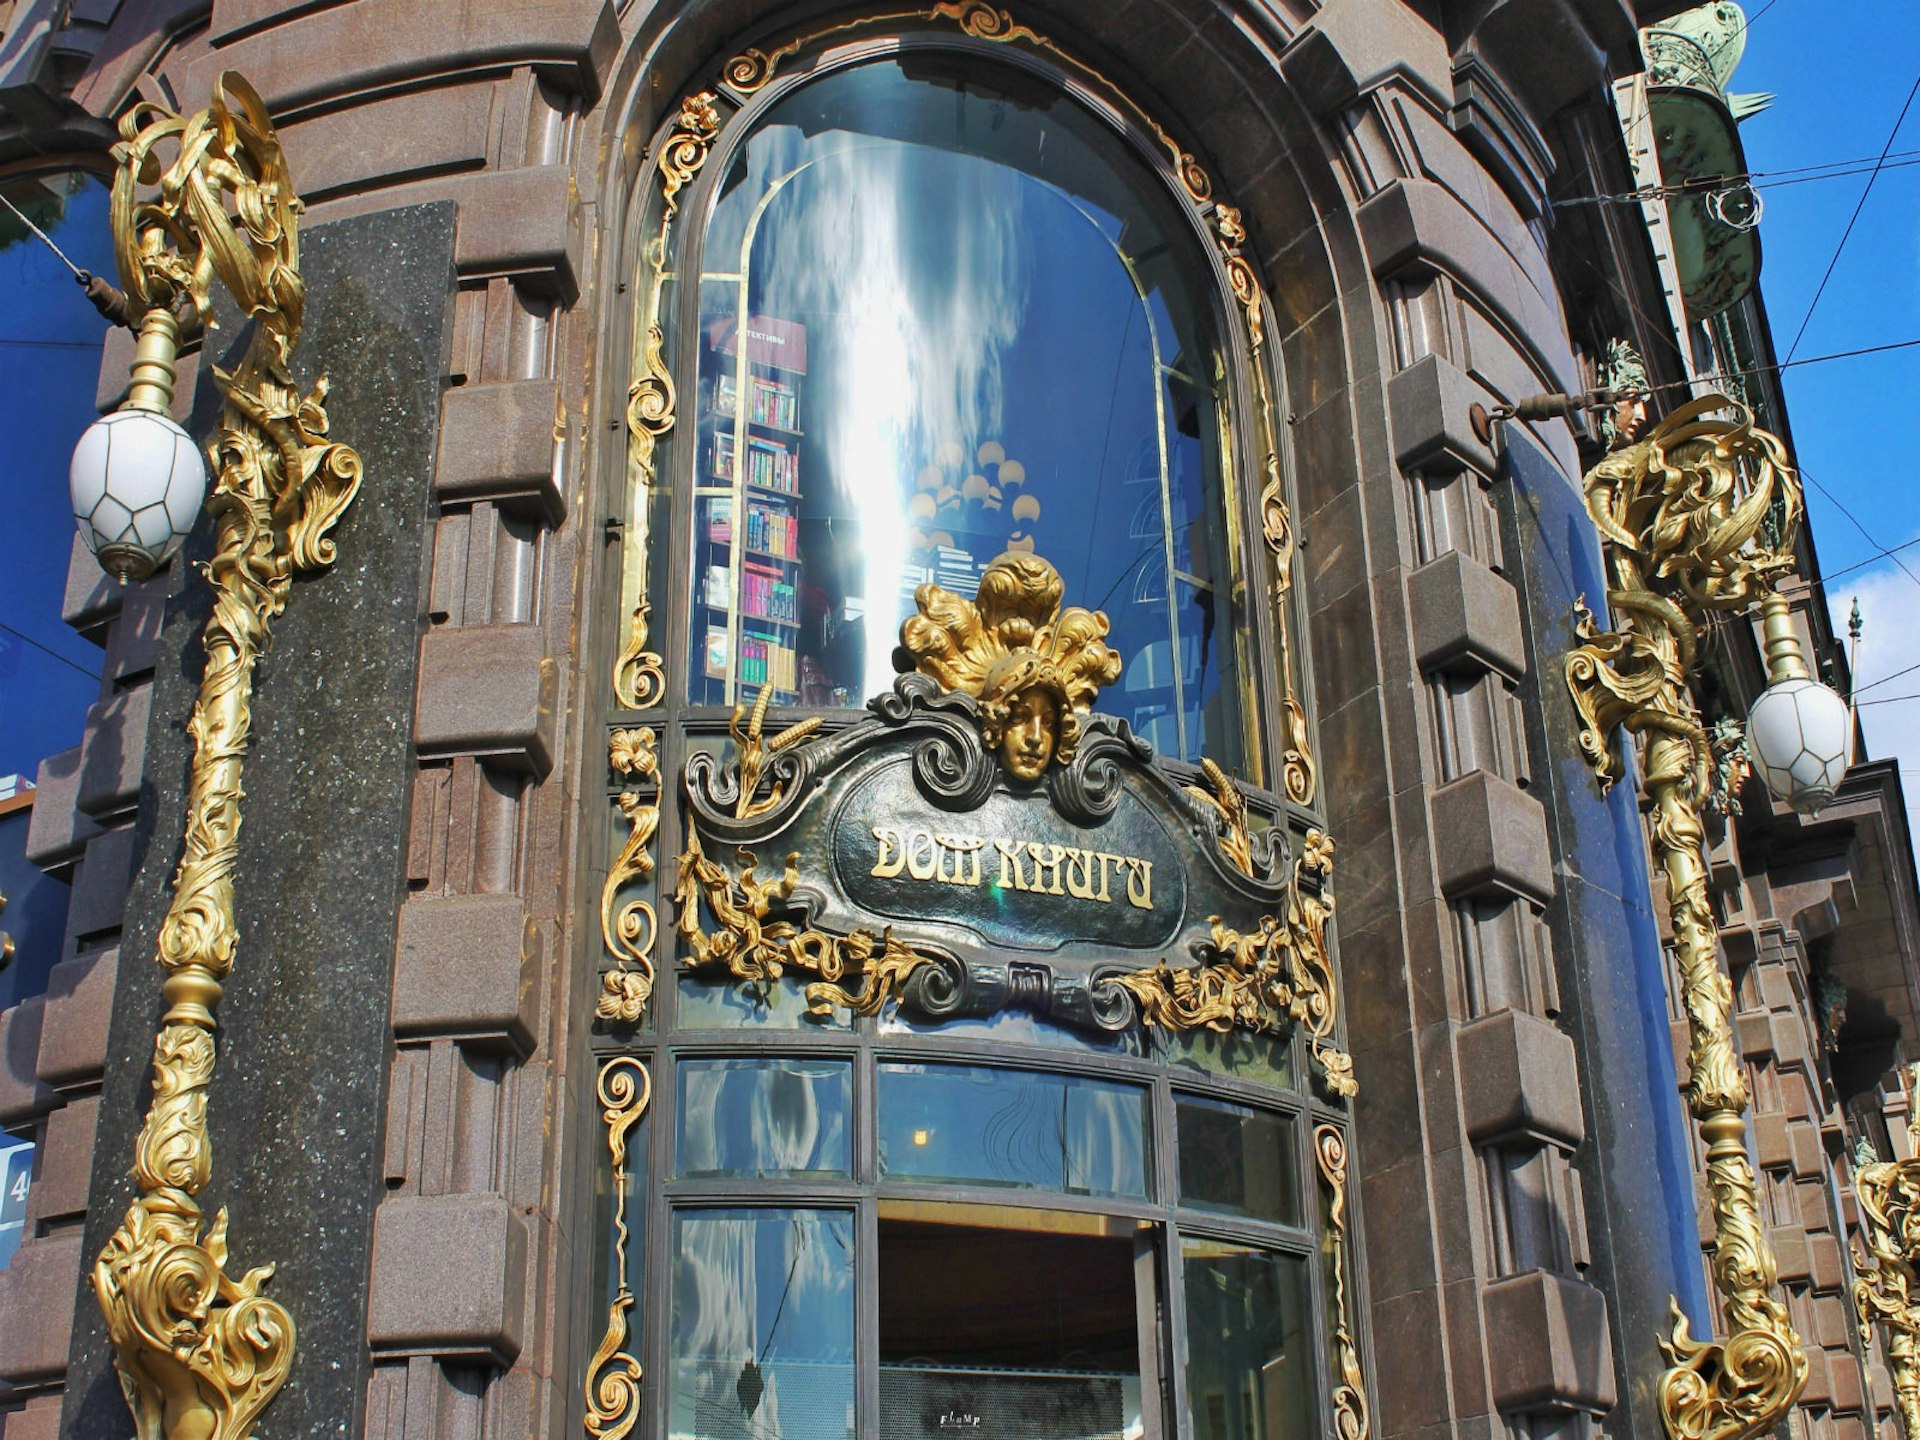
(1825, 548), (1920, 846)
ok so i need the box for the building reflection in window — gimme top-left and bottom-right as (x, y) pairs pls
(687, 54), (1244, 770)
(670, 1208), (856, 1440)
(877, 1061), (1148, 1198)
(675, 1057), (853, 1179)
(1180, 1239), (1312, 1440)
(1174, 1096), (1300, 1226)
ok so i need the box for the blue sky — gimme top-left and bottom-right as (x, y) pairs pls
(1733, 0), (1920, 836)
(0, 175), (114, 784)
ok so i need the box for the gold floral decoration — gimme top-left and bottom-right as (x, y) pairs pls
(92, 72), (364, 1440)
(1185, 756), (1255, 876)
(1853, 1067), (1920, 1440)
(899, 551), (1122, 782)
(676, 829), (945, 1019)
(583, 1058), (651, 1440)
(1566, 392), (1807, 1440)
(1112, 829), (1354, 1095)
(598, 728), (660, 1024)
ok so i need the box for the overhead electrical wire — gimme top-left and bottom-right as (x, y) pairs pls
(1781, 71), (1920, 364)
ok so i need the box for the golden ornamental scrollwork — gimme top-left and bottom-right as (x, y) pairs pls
(598, 728), (661, 1025)
(1565, 385), (1807, 1440)
(613, 601), (666, 712)
(898, 551), (1122, 783)
(92, 71), (363, 1440)
(1854, 1067), (1920, 1440)
(1316, 1124), (1373, 1440)
(676, 828), (945, 1019)
(1112, 829), (1355, 1097)
(584, 1058), (652, 1440)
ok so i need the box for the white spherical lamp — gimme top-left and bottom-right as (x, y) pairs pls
(1746, 593), (1851, 815)
(68, 308), (206, 584)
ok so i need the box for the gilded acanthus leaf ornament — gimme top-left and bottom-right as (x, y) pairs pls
(898, 551), (1122, 782)
(598, 729), (660, 1024)
(1565, 378), (1807, 1440)
(92, 72), (362, 1440)
(1112, 828), (1354, 1096)
(676, 829), (945, 1019)
(1853, 1068), (1920, 1440)
(584, 1058), (651, 1440)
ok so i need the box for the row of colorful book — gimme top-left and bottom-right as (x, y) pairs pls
(741, 563), (798, 623)
(744, 503), (799, 558)
(711, 432), (800, 492)
(714, 373), (800, 431)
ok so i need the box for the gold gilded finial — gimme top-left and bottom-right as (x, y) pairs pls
(897, 551), (1122, 781)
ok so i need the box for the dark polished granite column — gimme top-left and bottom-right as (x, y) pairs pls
(62, 202), (456, 1440)
(1500, 431), (1713, 1440)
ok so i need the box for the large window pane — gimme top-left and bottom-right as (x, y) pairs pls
(683, 54), (1246, 771)
(675, 1058), (851, 1179)
(1175, 1097), (1300, 1227)
(1180, 1239), (1313, 1440)
(671, 1208), (855, 1440)
(878, 1061), (1147, 1198)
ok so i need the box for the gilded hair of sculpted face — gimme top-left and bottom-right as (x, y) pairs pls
(897, 551), (1121, 781)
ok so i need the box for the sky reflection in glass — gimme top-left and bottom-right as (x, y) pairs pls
(670, 1208), (855, 1440)
(675, 1058), (852, 1179)
(688, 56), (1241, 767)
(877, 1060), (1148, 1198)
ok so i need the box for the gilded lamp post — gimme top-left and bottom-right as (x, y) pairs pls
(1855, 1069), (1920, 1440)
(82, 74), (360, 1440)
(1565, 346), (1847, 1440)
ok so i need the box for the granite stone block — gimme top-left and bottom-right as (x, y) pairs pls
(63, 202), (456, 1440)
(414, 622), (557, 776)
(391, 892), (538, 1055)
(26, 1092), (97, 1225)
(61, 824), (136, 945)
(1388, 354), (1497, 477)
(1482, 1268), (1617, 1411)
(74, 684), (150, 821)
(366, 1192), (527, 1363)
(34, 949), (116, 1091)
(1457, 1006), (1585, 1145)
(0, 1232), (82, 1384)
(23, 745), (97, 871)
(433, 378), (564, 520)
(0, 996), (52, 1127)
(1429, 769), (1553, 902)
(1408, 550), (1527, 679)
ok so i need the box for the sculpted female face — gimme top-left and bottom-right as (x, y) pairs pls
(1001, 688), (1058, 781)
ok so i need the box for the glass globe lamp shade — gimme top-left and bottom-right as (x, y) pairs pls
(1746, 675), (1850, 815)
(69, 408), (207, 584)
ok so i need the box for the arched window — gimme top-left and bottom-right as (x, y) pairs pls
(638, 44), (1258, 772)
(591, 19), (1356, 1440)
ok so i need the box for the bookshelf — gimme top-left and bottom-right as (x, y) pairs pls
(695, 314), (807, 707)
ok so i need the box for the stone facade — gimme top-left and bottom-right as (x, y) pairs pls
(0, 2), (1914, 1440)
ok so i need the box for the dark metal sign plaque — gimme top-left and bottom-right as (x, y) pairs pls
(675, 675), (1314, 1038)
